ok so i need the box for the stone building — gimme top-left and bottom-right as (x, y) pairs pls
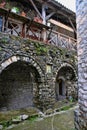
(0, 0), (77, 111)
(75, 0), (87, 130)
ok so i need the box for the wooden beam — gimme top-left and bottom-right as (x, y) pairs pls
(9, 22), (20, 36)
(29, 0), (43, 19)
(68, 17), (77, 34)
(43, 2), (75, 22)
(26, 20), (33, 33)
(30, 27), (38, 38)
(21, 23), (26, 38)
(4, 9), (11, 27)
(31, 0), (75, 22)
(46, 12), (55, 20)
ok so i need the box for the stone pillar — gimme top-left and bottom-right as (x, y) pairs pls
(75, 0), (87, 129)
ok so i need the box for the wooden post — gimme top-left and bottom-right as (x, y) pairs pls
(2, 16), (5, 32)
(42, 4), (46, 41)
(42, 4), (46, 25)
(21, 23), (26, 38)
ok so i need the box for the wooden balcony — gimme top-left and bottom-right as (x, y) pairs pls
(47, 30), (77, 50)
(0, 7), (77, 51)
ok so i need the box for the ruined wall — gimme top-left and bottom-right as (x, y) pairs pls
(74, 1), (87, 130)
(0, 32), (77, 111)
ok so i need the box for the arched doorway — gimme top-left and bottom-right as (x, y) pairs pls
(55, 77), (66, 100)
(55, 64), (77, 101)
(59, 79), (65, 96)
(0, 61), (41, 111)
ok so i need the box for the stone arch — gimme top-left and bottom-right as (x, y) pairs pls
(0, 56), (44, 80)
(55, 63), (77, 80)
(55, 63), (77, 101)
(0, 56), (44, 111)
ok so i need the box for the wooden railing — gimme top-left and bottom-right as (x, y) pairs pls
(0, 8), (77, 51)
(47, 30), (77, 50)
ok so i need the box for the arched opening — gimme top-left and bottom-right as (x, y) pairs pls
(59, 79), (65, 96)
(55, 77), (66, 100)
(55, 65), (77, 101)
(0, 61), (41, 111)
(59, 79), (62, 95)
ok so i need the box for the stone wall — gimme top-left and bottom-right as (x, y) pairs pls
(0, 32), (77, 111)
(75, 0), (87, 130)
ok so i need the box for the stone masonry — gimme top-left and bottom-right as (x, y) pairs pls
(74, 0), (87, 130)
(0, 32), (77, 111)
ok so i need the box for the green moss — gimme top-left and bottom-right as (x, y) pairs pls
(0, 108), (38, 122)
(1, 37), (8, 44)
(34, 42), (48, 55)
(28, 115), (38, 122)
(1, 120), (12, 129)
(60, 105), (72, 111)
(8, 108), (75, 130)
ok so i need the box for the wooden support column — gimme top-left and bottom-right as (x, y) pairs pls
(46, 12), (55, 21)
(21, 23), (26, 38)
(41, 28), (46, 42)
(4, 9), (11, 31)
(42, 4), (46, 25)
(68, 17), (77, 38)
(1, 16), (4, 32)
(42, 4), (46, 41)
(68, 17), (76, 34)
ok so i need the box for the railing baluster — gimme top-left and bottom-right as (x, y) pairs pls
(0, 13), (77, 51)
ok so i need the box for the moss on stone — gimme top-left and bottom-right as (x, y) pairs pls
(0, 47), (2, 51)
(0, 37), (8, 44)
(34, 42), (48, 55)
(0, 108), (39, 122)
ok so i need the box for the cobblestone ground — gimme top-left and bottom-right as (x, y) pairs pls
(9, 108), (75, 130)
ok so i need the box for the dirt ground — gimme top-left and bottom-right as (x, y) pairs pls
(8, 108), (76, 130)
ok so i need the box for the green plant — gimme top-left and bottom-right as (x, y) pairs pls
(1, 37), (8, 44)
(11, 7), (20, 13)
(34, 43), (48, 55)
(60, 104), (73, 111)
(69, 96), (74, 102)
(28, 115), (38, 122)
(1, 120), (12, 128)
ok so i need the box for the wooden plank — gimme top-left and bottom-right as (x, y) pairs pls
(68, 17), (77, 34)
(49, 19), (74, 32)
(46, 12), (55, 20)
